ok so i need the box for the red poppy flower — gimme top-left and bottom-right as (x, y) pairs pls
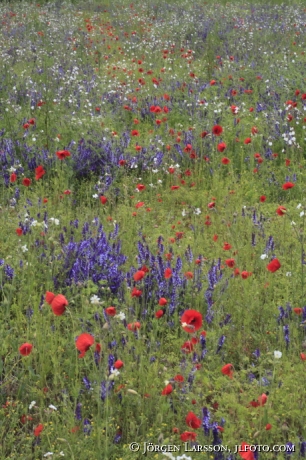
(181, 309), (202, 333)
(265, 423), (272, 430)
(34, 424), (44, 437)
(135, 202), (144, 209)
(105, 306), (116, 316)
(131, 288), (142, 297)
(23, 123), (30, 129)
(217, 142), (227, 152)
(19, 343), (33, 356)
(276, 206), (286, 216)
(293, 308), (302, 315)
(45, 291), (55, 304)
(136, 184), (145, 191)
(244, 137), (251, 144)
(213, 234), (218, 241)
(161, 384), (173, 395)
(267, 258), (281, 273)
(76, 333), (94, 358)
(285, 159), (291, 166)
(221, 363), (234, 379)
(56, 150), (70, 160)
(186, 411), (202, 429)
(225, 259), (235, 268)
(98, 195), (107, 205)
(238, 443), (255, 460)
(127, 321), (141, 331)
(184, 271), (193, 279)
(164, 268), (172, 279)
(10, 173), (17, 182)
(257, 393), (267, 406)
(174, 374), (184, 382)
(180, 431), (197, 442)
(181, 340), (194, 353)
(221, 157), (230, 165)
(155, 309), (164, 318)
(35, 165), (46, 180)
(131, 130), (139, 136)
(119, 159), (127, 166)
(300, 353), (306, 361)
(223, 242), (232, 250)
(158, 298), (167, 306)
(241, 271), (251, 279)
(22, 178), (31, 187)
(171, 185), (180, 190)
(114, 360), (124, 369)
(16, 228), (23, 236)
(133, 270), (145, 281)
(282, 182), (295, 190)
(50, 294), (68, 316)
(260, 195), (266, 202)
(212, 125), (223, 136)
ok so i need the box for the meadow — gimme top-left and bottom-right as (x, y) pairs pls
(1, 0), (306, 458)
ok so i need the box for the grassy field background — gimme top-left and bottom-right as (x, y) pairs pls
(1, 0), (306, 458)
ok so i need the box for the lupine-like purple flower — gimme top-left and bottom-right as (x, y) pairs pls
(216, 335), (226, 354)
(202, 407), (211, 436)
(83, 419), (91, 435)
(75, 402), (82, 420)
(283, 324), (290, 348)
(83, 376), (91, 390)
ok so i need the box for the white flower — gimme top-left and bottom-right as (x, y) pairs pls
(297, 203), (302, 209)
(31, 220), (38, 227)
(182, 209), (186, 217)
(49, 218), (60, 225)
(92, 194), (98, 199)
(152, 169), (158, 173)
(286, 272), (292, 277)
(291, 221), (296, 226)
(90, 295), (101, 305)
(157, 179), (162, 184)
(114, 312), (125, 320)
(260, 254), (268, 260)
(59, 453), (65, 457)
(49, 405), (57, 411)
(21, 245), (28, 253)
(300, 211), (305, 217)
(43, 453), (53, 458)
(29, 401), (36, 410)
(274, 350), (282, 359)
(194, 208), (201, 215)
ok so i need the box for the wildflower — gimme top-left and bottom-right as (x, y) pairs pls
(19, 343), (33, 356)
(223, 242), (232, 250)
(293, 308), (302, 315)
(181, 310), (203, 333)
(105, 306), (116, 316)
(155, 309), (164, 318)
(100, 196), (107, 204)
(29, 401), (36, 410)
(46, 292), (68, 316)
(225, 259), (235, 268)
(244, 138), (252, 144)
(56, 150), (70, 160)
(158, 297), (167, 306)
(260, 195), (266, 202)
(300, 353), (306, 361)
(274, 350), (282, 359)
(238, 443), (255, 460)
(16, 228), (23, 236)
(34, 424), (44, 437)
(186, 411), (202, 429)
(90, 295), (101, 305)
(133, 270), (145, 281)
(221, 363), (234, 379)
(76, 333), (94, 358)
(22, 178), (31, 187)
(265, 424), (272, 430)
(131, 288), (142, 297)
(10, 173), (17, 182)
(267, 258), (281, 273)
(127, 322), (141, 331)
(217, 142), (227, 152)
(276, 206), (286, 216)
(164, 268), (172, 279)
(282, 182), (295, 190)
(161, 384), (173, 395)
(184, 271), (193, 279)
(180, 431), (197, 442)
(114, 360), (124, 369)
(212, 125), (223, 136)
(221, 157), (230, 164)
(135, 202), (144, 209)
(136, 184), (145, 191)
(35, 165), (46, 180)
(131, 130), (139, 136)
(181, 341), (194, 353)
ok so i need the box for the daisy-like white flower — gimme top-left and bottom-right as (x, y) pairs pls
(29, 401), (36, 410)
(90, 295), (101, 305)
(274, 350), (282, 359)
